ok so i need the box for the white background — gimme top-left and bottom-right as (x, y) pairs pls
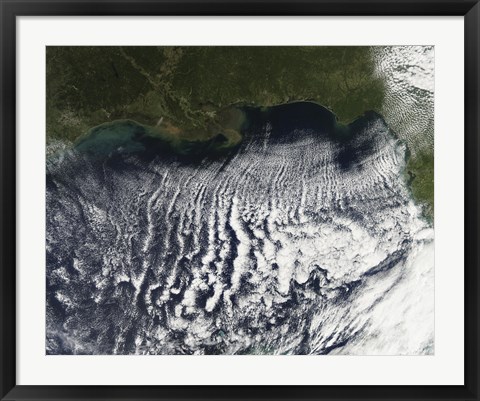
(17, 16), (464, 385)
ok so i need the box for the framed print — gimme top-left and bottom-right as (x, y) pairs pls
(1, 0), (479, 400)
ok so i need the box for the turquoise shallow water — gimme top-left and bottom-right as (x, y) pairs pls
(75, 120), (150, 155)
(74, 119), (232, 161)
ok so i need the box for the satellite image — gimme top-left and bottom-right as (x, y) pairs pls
(46, 46), (434, 355)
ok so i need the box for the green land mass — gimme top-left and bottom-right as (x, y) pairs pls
(46, 46), (433, 221)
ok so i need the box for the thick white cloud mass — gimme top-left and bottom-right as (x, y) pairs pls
(46, 102), (433, 355)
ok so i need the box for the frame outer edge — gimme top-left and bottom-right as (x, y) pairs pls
(0, 0), (476, 16)
(0, 1), (17, 400)
(2, 0), (480, 400)
(465, 1), (480, 400)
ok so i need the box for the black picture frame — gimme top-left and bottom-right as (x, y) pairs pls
(1, 1), (479, 400)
